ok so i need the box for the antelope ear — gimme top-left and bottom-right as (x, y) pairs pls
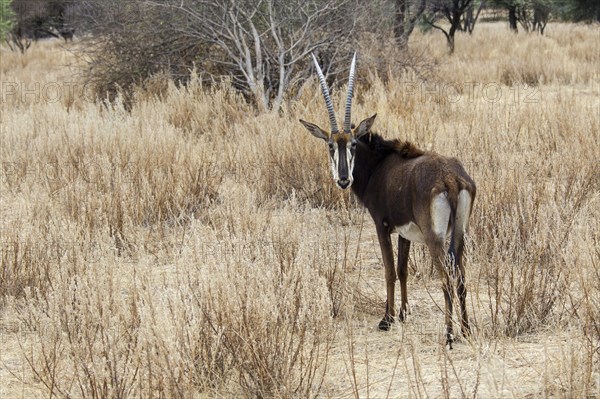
(355, 114), (377, 138)
(299, 119), (329, 141)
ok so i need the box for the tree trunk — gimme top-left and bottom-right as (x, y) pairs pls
(533, 4), (549, 35)
(447, 23), (459, 54)
(508, 5), (518, 32)
(394, 0), (426, 50)
(447, 1), (461, 54)
(463, 5), (473, 32)
(447, 33), (455, 54)
(464, 0), (486, 34)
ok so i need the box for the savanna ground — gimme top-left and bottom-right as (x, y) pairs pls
(0, 22), (599, 398)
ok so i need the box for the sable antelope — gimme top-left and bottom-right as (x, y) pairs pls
(300, 54), (476, 347)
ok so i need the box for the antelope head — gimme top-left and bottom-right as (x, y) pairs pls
(300, 53), (376, 190)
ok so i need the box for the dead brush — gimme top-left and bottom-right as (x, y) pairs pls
(0, 234), (53, 304)
(13, 220), (338, 398)
(197, 266), (333, 398)
(473, 155), (599, 338)
(15, 260), (146, 398)
(183, 218), (336, 398)
(2, 22), (600, 398)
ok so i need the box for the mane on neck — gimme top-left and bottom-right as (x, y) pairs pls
(359, 131), (425, 161)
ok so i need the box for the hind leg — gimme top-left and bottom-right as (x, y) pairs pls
(451, 234), (470, 337)
(454, 189), (473, 337)
(430, 240), (454, 348)
(456, 263), (470, 337)
(429, 192), (454, 347)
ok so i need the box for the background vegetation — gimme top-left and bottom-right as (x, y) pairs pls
(0, 0), (13, 37)
(1, 1), (599, 397)
(3, 0), (600, 101)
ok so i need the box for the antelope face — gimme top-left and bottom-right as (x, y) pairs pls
(300, 115), (375, 190)
(299, 120), (357, 189)
(301, 51), (366, 190)
(327, 133), (357, 189)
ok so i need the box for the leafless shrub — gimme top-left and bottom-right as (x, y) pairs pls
(0, 235), (52, 304)
(15, 263), (146, 398)
(13, 220), (337, 397)
(79, 0), (367, 110)
(473, 149), (599, 338)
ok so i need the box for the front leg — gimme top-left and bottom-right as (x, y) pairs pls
(397, 236), (411, 322)
(376, 226), (397, 331)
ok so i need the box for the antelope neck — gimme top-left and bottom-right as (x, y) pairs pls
(349, 137), (386, 202)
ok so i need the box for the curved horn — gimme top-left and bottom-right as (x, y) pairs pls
(311, 53), (339, 134)
(344, 52), (357, 134)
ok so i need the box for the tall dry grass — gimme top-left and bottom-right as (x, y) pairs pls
(1, 23), (599, 398)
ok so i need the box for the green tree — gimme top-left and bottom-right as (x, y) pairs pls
(490, 0), (557, 33)
(0, 0), (14, 37)
(567, 0), (600, 22)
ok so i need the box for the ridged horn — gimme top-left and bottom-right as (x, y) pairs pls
(344, 52), (357, 134)
(311, 53), (339, 134)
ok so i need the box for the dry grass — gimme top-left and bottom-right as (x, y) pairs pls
(1, 23), (599, 398)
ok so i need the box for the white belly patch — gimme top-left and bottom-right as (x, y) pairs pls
(394, 222), (426, 243)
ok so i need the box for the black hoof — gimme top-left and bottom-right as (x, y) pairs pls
(398, 308), (407, 322)
(378, 315), (394, 331)
(446, 333), (454, 349)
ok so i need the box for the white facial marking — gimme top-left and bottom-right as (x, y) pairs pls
(346, 144), (354, 185)
(431, 192), (452, 241)
(330, 140), (355, 188)
(330, 141), (339, 181)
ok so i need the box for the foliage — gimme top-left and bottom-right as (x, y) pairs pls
(562, 0), (600, 22)
(0, 0), (14, 37)
(487, 0), (600, 33)
(9, 0), (68, 37)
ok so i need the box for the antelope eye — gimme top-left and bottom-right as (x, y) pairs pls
(351, 140), (357, 149)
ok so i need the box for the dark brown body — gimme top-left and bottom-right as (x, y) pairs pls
(352, 131), (476, 345)
(301, 49), (476, 346)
